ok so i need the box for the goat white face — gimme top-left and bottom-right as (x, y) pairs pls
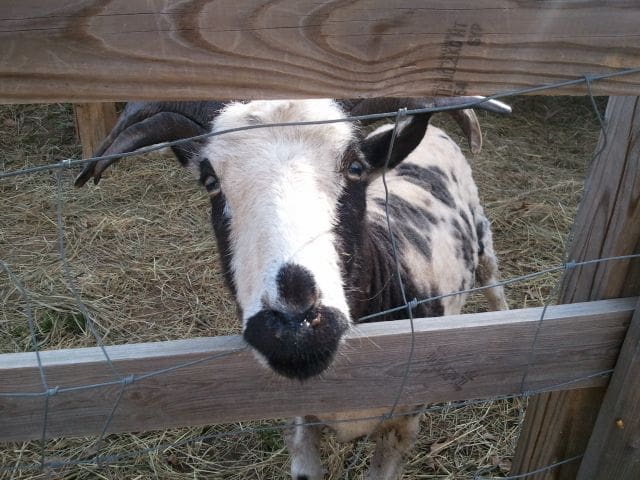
(202, 100), (353, 378)
(198, 99), (431, 380)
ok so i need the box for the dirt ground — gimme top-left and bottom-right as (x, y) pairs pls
(0, 96), (605, 479)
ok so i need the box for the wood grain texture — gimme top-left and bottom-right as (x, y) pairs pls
(1, 1), (640, 103)
(0, 298), (635, 442)
(577, 298), (640, 479)
(73, 103), (118, 158)
(512, 96), (640, 479)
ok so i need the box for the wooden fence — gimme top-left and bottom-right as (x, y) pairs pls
(1, 299), (634, 442)
(1, 0), (640, 102)
(1, 1), (640, 479)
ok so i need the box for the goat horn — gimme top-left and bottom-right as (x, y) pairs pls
(343, 96), (511, 154)
(74, 102), (224, 187)
(427, 97), (511, 154)
(426, 96), (512, 114)
(448, 109), (483, 155)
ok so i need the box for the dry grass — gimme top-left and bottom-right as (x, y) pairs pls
(0, 96), (605, 479)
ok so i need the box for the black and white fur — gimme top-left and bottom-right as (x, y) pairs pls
(78, 98), (508, 479)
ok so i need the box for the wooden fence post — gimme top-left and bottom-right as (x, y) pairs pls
(577, 298), (640, 479)
(511, 96), (640, 478)
(73, 103), (118, 158)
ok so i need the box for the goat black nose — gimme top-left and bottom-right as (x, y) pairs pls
(243, 305), (348, 380)
(276, 263), (318, 312)
(243, 263), (349, 380)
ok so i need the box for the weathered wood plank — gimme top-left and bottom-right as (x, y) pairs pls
(577, 299), (640, 479)
(73, 103), (118, 158)
(511, 96), (640, 478)
(1, 1), (640, 102)
(0, 298), (635, 442)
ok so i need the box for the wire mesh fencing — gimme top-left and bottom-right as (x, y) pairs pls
(1, 67), (640, 479)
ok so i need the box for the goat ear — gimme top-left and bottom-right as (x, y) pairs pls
(360, 113), (432, 172)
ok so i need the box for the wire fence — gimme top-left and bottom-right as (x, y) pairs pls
(1, 67), (640, 479)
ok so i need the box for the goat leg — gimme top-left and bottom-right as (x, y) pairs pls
(365, 414), (421, 480)
(285, 416), (325, 480)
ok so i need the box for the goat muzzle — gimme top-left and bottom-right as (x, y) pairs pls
(243, 305), (348, 380)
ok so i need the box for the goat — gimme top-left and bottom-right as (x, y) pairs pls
(76, 97), (510, 479)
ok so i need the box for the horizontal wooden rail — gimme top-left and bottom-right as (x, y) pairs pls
(1, 1), (640, 102)
(0, 298), (636, 442)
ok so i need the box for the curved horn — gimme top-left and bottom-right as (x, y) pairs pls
(421, 97), (511, 154)
(342, 96), (511, 154)
(448, 108), (483, 155)
(425, 96), (511, 115)
(344, 96), (511, 117)
(74, 101), (224, 187)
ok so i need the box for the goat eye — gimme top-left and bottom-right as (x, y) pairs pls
(204, 175), (221, 196)
(346, 160), (365, 180)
